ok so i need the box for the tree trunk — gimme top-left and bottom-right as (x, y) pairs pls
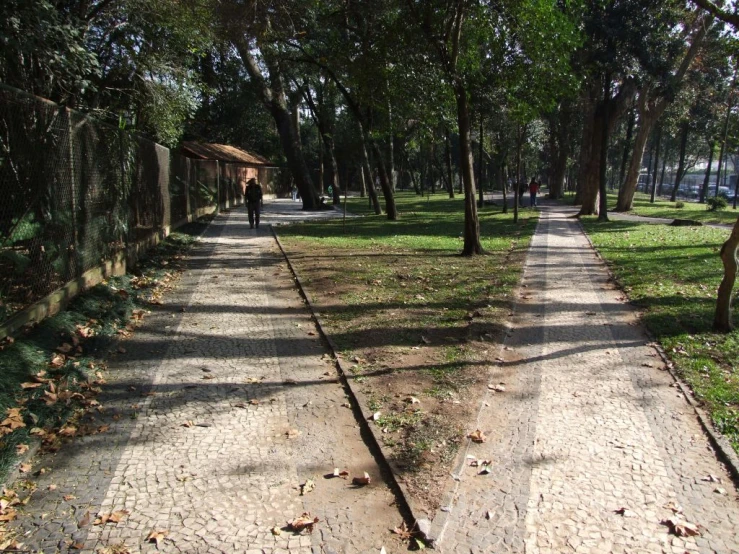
(445, 128), (455, 199)
(671, 122), (690, 201)
(700, 140), (714, 203)
(616, 98), (658, 211)
(514, 125), (522, 223)
(371, 141), (398, 219)
(579, 109), (604, 215)
(714, 216), (739, 332)
(658, 147), (667, 197)
(324, 134), (341, 205)
(360, 141), (382, 214)
(597, 73), (611, 221)
(455, 84), (483, 255)
(650, 125), (662, 203)
(478, 118), (485, 208)
(619, 103), (636, 190)
(233, 40), (319, 209)
(501, 164), (508, 214)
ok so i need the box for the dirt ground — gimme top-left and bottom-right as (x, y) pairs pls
(281, 243), (527, 517)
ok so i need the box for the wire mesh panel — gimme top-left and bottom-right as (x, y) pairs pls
(0, 85), (182, 326)
(170, 153), (191, 224)
(0, 86), (79, 322)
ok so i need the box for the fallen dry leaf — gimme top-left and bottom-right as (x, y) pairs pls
(300, 479), (315, 495)
(286, 429), (300, 439)
(63, 494), (77, 501)
(59, 426), (77, 437)
(405, 396), (420, 404)
(352, 472), (371, 486)
(287, 512), (319, 534)
(271, 526), (281, 536)
(249, 399), (259, 405)
(20, 382), (43, 389)
(49, 353), (65, 368)
(146, 529), (169, 548)
(371, 411), (381, 421)
(485, 510), (494, 520)
(182, 421), (195, 428)
(57, 343), (74, 354)
(79, 511), (92, 527)
(18, 463), (31, 473)
(467, 430), (486, 443)
(94, 510), (130, 525)
(701, 474), (721, 483)
(661, 517), (700, 537)
(48, 484), (57, 491)
(0, 508), (17, 522)
(392, 521), (413, 540)
(15, 444), (29, 455)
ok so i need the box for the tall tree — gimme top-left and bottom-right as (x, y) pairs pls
(615, 13), (712, 211)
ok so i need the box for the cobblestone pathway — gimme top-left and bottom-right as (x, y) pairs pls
(10, 203), (401, 554)
(437, 203), (739, 553)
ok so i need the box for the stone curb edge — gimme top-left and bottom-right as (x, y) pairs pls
(271, 210), (542, 548)
(269, 226), (434, 545)
(576, 217), (739, 490)
(420, 207), (544, 546)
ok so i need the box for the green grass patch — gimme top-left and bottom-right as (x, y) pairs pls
(279, 192), (534, 504)
(559, 191), (739, 225)
(581, 217), (739, 452)
(0, 220), (208, 482)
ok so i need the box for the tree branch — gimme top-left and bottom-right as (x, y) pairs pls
(691, 0), (739, 28)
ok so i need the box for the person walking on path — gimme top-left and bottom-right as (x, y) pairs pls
(529, 178), (540, 207)
(245, 177), (263, 229)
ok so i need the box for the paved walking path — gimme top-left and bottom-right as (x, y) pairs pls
(9, 201), (400, 554)
(436, 201), (739, 553)
(9, 198), (739, 553)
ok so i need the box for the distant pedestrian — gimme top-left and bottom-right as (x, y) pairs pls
(245, 178), (263, 229)
(291, 184), (298, 202)
(529, 178), (540, 207)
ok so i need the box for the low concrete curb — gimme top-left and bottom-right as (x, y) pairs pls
(270, 227), (434, 544)
(577, 218), (739, 490)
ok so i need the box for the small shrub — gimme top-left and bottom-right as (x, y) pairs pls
(675, 201), (685, 209)
(706, 196), (728, 211)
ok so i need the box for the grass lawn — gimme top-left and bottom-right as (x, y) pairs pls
(581, 217), (739, 453)
(277, 191), (537, 512)
(0, 220), (208, 483)
(562, 190), (739, 224)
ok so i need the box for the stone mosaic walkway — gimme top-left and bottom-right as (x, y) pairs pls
(9, 202), (401, 553)
(8, 198), (739, 554)
(435, 202), (739, 553)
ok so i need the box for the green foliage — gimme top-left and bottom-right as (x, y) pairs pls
(706, 196), (728, 211)
(675, 201), (685, 208)
(0, 0), (100, 101)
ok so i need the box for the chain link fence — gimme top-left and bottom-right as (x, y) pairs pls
(0, 84), (279, 329)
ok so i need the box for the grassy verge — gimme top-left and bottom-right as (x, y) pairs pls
(581, 217), (739, 453)
(560, 191), (739, 224)
(278, 191), (537, 512)
(0, 219), (209, 483)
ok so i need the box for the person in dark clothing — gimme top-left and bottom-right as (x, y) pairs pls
(529, 178), (540, 207)
(245, 178), (263, 229)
